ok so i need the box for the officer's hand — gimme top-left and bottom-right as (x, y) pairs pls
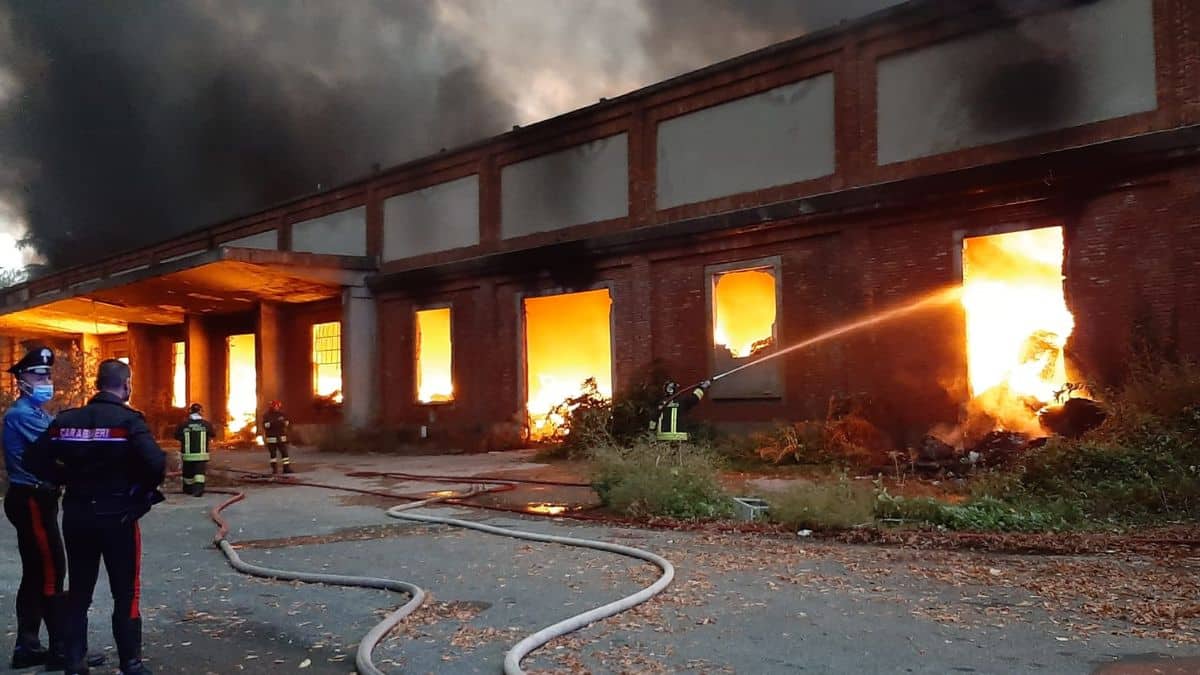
(700, 379), (713, 390)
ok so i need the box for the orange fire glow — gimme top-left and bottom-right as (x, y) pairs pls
(524, 289), (613, 440)
(312, 322), (343, 404)
(416, 308), (454, 403)
(171, 341), (186, 409)
(962, 227), (1074, 433)
(226, 334), (258, 437)
(525, 503), (568, 516)
(713, 269), (776, 358)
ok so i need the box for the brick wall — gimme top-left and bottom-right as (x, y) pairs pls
(376, 158), (1200, 449)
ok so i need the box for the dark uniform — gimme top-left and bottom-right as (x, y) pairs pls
(2, 346), (66, 668)
(261, 401), (292, 474)
(27, 388), (166, 675)
(652, 379), (711, 442)
(174, 403), (213, 496)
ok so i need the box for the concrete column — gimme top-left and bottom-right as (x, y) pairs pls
(80, 333), (101, 362)
(256, 302), (285, 415)
(185, 315), (216, 418)
(126, 324), (155, 409)
(341, 284), (377, 429)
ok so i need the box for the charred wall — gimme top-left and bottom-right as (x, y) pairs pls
(374, 156), (1200, 450)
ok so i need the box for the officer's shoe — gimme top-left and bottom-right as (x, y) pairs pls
(10, 644), (49, 668)
(119, 658), (151, 675)
(45, 651), (107, 671)
(282, 464), (294, 475)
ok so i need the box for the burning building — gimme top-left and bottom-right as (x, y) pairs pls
(1, 0), (1198, 451)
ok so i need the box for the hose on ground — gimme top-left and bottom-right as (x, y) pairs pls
(386, 501), (674, 675)
(207, 487), (434, 675)
(205, 471), (675, 674)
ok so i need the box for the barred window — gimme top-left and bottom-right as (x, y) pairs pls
(312, 321), (343, 402)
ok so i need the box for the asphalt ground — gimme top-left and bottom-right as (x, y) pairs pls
(2, 447), (1197, 674)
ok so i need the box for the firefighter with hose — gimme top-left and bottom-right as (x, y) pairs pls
(651, 378), (711, 442)
(174, 403), (214, 496)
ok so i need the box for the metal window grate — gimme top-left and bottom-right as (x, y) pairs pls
(311, 321), (342, 399)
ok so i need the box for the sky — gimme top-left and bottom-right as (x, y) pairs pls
(0, 0), (903, 275)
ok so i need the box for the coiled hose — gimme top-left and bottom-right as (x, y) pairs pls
(207, 472), (675, 674)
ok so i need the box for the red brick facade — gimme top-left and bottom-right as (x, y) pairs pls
(4, 0), (1200, 446)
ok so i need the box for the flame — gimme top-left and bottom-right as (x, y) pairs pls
(526, 503), (568, 516)
(962, 227), (1074, 433)
(416, 308), (454, 403)
(312, 322), (343, 403)
(171, 341), (186, 409)
(713, 269), (776, 358)
(524, 289), (613, 440)
(226, 333), (258, 437)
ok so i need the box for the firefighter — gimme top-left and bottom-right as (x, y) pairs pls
(261, 400), (292, 474)
(27, 359), (166, 675)
(174, 403), (214, 497)
(652, 378), (712, 442)
(2, 345), (67, 669)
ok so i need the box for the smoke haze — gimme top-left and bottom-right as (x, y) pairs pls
(0, 0), (902, 270)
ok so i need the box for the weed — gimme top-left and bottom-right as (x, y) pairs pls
(764, 476), (875, 529)
(590, 441), (732, 520)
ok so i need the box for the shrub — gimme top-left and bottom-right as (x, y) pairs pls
(994, 359), (1200, 522)
(590, 441), (732, 520)
(873, 490), (1079, 532)
(764, 476), (875, 529)
(547, 361), (687, 458)
(753, 421), (830, 465)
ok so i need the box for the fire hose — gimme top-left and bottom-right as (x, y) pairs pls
(203, 470), (675, 675)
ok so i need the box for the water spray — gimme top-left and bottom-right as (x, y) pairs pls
(669, 286), (963, 401)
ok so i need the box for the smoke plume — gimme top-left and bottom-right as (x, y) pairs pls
(0, 0), (901, 270)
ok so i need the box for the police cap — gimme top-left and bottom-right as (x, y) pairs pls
(7, 346), (54, 376)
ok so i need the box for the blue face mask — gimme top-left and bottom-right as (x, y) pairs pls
(30, 384), (54, 405)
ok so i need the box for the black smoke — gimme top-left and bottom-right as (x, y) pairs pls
(0, 0), (903, 270)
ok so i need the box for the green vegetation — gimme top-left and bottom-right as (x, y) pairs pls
(550, 358), (1200, 532)
(763, 475), (875, 529)
(590, 441), (732, 520)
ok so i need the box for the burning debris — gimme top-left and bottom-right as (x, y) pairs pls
(523, 289), (613, 440)
(1038, 397), (1105, 438)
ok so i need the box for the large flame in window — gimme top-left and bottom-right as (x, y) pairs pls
(713, 268), (777, 358)
(312, 322), (343, 403)
(416, 308), (453, 403)
(171, 341), (186, 408)
(524, 289), (613, 440)
(962, 227), (1074, 433)
(226, 334), (258, 436)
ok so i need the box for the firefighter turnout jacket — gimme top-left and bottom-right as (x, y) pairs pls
(175, 417), (214, 462)
(654, 387), (706, 442)
(262, 410), (289, 444)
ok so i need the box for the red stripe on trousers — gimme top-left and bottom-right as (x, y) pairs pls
(27, 497), (57, 597)
(131, 523), (142, 620)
